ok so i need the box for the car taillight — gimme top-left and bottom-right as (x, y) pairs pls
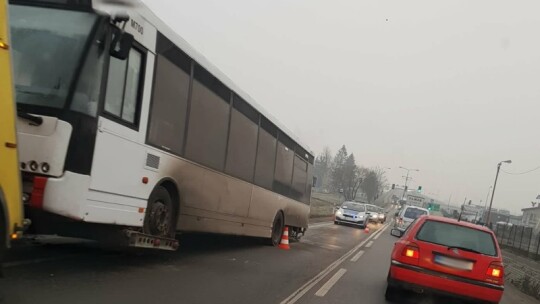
(401, 244), (419, 259)
(486, 262), (504, 280)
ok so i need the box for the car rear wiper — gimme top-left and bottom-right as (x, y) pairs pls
(17, 109), (43, 126)
(447, 246), (482, 254)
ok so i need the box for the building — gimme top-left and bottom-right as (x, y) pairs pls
(498, 209), (510, 216)
(521, 206), (540, 232)
(462, 204), (486, 223)
(508, 214), (523, 226)
(484, 210), (510, 227)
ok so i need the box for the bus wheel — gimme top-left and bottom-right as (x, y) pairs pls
(268, 212), (284, 246)
(144, 186), (175, 237)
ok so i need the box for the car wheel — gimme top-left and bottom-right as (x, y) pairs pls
(384, 284), (401, 302)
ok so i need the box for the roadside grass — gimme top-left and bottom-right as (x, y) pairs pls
(310, 192), (342, 218)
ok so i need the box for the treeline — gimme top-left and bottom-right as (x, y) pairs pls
(313, 145), (387, 202)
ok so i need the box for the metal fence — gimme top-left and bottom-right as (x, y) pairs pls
(494, 223), (540, 260)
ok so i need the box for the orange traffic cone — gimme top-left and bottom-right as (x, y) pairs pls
(278, 226), (290, 250)
(364, 226), (370, 234)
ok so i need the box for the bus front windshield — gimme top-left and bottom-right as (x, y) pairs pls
(9, 5), (98, 110)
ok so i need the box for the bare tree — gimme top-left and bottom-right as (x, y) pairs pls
(331, 145), (348, 192)
(342, 154), (364, 201)
(373, 166), (389, 197)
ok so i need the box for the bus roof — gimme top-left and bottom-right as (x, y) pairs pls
(98, 1), (314, 159)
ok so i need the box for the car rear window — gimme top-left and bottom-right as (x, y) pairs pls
(416, 220), (497, 256)
(403, 208), (427, 219)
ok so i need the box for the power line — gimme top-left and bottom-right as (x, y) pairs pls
(501, 166), (540, 175)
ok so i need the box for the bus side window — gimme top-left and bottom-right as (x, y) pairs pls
(104, 47), (144, 125)
(292, 155), (308, 202)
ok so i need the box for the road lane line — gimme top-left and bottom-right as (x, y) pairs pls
(350, 250), (365, 262)
(365, 240), (374, 248)
(280, 222), (390, 304)
(314, 268), (347, 297)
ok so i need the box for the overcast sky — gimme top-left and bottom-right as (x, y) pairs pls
(142, 0), (539, 214)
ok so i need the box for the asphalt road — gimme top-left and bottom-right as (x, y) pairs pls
(0, 218), (536, 304)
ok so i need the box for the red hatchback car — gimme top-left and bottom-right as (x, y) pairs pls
(386, 215), (504, 304)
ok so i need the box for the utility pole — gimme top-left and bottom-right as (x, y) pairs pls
(399, 167), (419, 200)
(483, 185), (492, 224)
(486, 160), (512, 228)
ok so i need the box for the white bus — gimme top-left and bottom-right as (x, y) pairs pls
(10, 0), (314, 249)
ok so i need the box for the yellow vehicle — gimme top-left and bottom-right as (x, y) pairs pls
(0, 0), (25, 263)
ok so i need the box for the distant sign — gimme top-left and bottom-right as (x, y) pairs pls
(407, 194), (424, 207)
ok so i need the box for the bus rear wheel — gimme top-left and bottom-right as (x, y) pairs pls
(143, 186), (176, 238)
(268, 212), (284, 246)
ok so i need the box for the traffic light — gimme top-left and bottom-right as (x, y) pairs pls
(418, 186), (422, 192)
(427, 203), (432, 211)
(391, 184), (395, 190)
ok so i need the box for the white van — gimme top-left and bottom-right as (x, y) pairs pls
(395, 205), (429, 231)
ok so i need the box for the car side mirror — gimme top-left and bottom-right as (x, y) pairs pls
(110, 27), (134, 60)
(390, 228), (403, 238)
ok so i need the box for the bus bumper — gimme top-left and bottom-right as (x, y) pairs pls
(25, 171), (145, 228)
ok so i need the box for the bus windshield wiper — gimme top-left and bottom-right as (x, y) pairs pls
(17, 109), (43, 126)
(447, 246), (481, 254)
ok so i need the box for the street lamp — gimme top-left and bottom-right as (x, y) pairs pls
(486, 160), (512, 227)
(399, 166), (419, 200)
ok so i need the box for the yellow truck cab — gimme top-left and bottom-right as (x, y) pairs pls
(0, 0), (26, 264)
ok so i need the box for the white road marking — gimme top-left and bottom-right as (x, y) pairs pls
(350, 250), (365, 262)
(314, 268), (347, 297)
(280, 222), (390, 304)
(365, 240), (374, 248)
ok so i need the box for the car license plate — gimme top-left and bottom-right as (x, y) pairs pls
(434, 255), (473, 271)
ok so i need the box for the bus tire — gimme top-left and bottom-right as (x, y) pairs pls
(268, 211), (284, 246)
(143, 186), (176, 238)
